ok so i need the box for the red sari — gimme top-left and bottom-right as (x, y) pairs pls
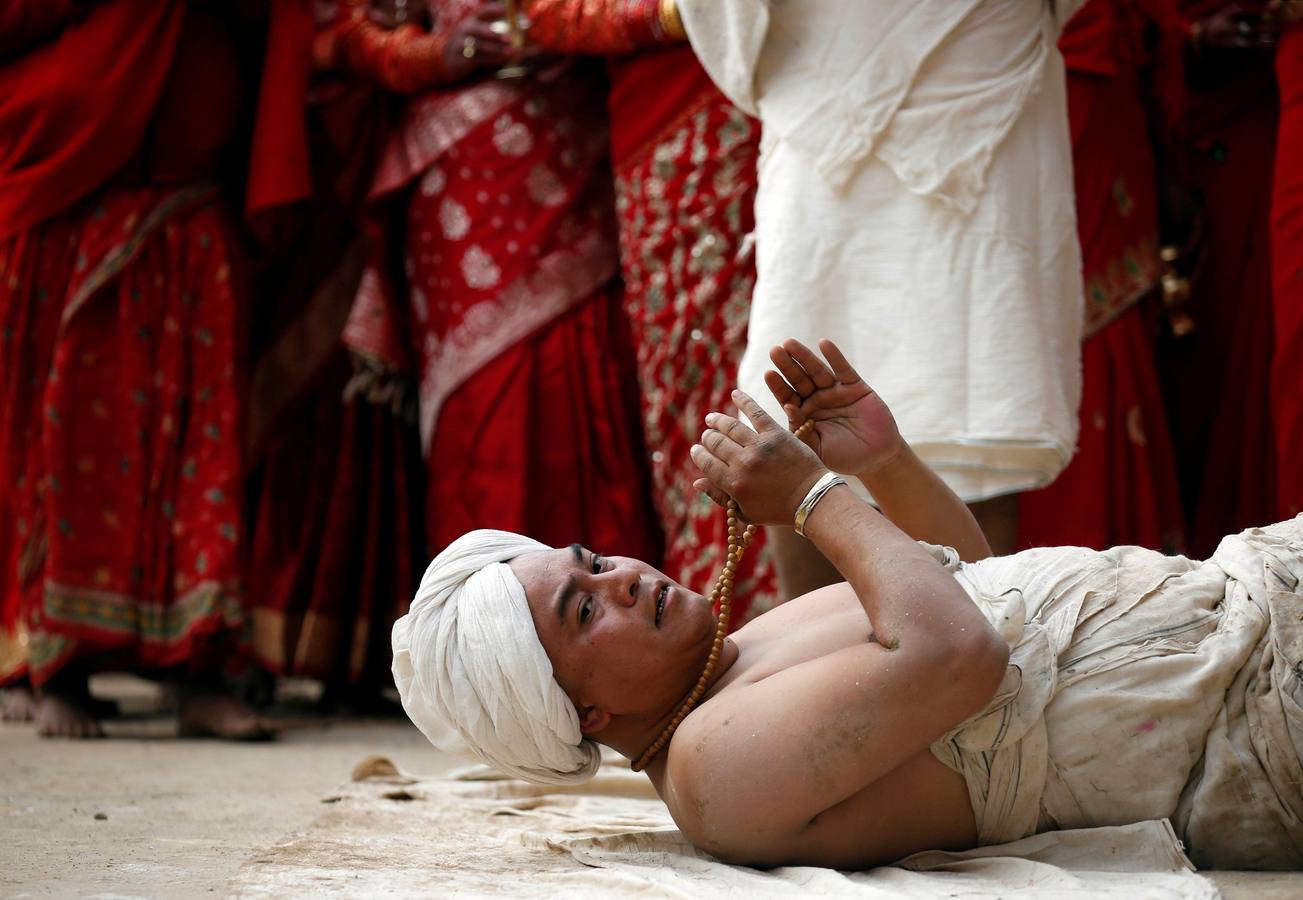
(365, 2), (660, 562)
(1274, 27), (1303, 521)
(609, 53), (779, 622)
(0, 187), (246, 685)
(524, 5), (781, 624)
(242, 3), (426, 690)
(1018, 0), (1185, 552)
(0, 2), (248, 684)
(1156, 0), (1279, 556)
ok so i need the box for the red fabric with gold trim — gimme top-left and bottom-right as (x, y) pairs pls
(384, 43), (660, 562)
(487, 3), (781, 619)
(245, 23), (424, 690)
(248, 354), (423, 688)
(608, 51), (780, 624)
(0, 187), (246, 685)
(1062, 61), (1164, 335)
(428, 290), (662, 561)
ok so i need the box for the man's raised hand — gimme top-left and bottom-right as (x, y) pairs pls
(765, 338), (905, 479)
(690, 390), (826, 526)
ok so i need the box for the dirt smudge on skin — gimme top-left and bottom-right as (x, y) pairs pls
(694, 794), (710, 822)
(805, 713), (875, 797)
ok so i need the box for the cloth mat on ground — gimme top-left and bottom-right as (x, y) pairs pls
(228, 755), (1219, 898)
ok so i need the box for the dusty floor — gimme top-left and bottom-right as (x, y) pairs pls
(2, 676), (1301, 899)
(1, 675), (459, 898)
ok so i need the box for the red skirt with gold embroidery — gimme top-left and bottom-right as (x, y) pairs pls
(0, 185), (245, 685)
(610, 55), (780, 623)
(247, 353), (424, 689)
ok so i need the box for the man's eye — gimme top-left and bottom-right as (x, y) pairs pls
(590, 554), (603, 574)
(579, 598), (593, 624)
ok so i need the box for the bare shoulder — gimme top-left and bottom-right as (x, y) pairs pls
(656, 586), (873, 859)
(653, 582), (997, 868)
(660, 685), (762, 861)
(657, 637), (881, 863)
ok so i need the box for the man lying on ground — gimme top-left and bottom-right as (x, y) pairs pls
(392, 338), (1303, 871)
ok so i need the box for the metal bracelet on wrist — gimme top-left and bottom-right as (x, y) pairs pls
(793, 472), (847, 537)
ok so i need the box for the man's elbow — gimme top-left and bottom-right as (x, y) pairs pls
(941, 627), (1010, 714)
(678, 811), (787, 869)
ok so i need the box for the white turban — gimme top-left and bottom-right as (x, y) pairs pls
(391, 529), (602, 784)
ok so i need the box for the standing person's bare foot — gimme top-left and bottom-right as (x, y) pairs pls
(34, 673), (105, 738)
(177, 687), (275, 741)
(2, 683), (39, 722)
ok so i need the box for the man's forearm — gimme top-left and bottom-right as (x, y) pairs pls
(802, 484), (1001, 656)
(857, 445), (992, 562)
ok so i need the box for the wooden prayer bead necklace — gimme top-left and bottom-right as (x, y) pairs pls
(630, 418), (817, 772)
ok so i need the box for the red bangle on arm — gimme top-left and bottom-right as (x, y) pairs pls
(524, 0), (683, 54)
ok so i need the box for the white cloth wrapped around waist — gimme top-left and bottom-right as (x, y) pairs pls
(928, 515), (1303, 869)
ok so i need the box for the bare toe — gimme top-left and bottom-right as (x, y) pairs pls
(178, 691), (275, 742)
(2, 685), (39, 722)
(35, 693), (104, 739)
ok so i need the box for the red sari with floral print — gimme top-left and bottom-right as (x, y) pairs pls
(0, 3), (248, 685)
(0, 187), (247, 685)
(608, 53), (779, 622)
(361, 1), (660, 562)
(524, 5), (781, 624)
(1018, 0), (1185, 553)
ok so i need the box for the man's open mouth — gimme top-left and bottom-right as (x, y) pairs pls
(655, 583), (669, 627)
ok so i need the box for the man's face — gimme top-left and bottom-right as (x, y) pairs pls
(510, 546), (716, 731)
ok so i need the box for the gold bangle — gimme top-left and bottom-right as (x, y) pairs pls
(659, 0), (687, 41)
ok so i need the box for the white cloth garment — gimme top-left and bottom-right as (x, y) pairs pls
(679, 0), (1086, 501)
(391, 529), (602, 785)
(931, 515), (1303, 869)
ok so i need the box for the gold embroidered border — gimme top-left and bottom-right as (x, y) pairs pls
(26, 579), (244, 673)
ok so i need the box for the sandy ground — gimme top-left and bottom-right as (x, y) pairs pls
(3, 675), (1302, 899)
(1, 674), (459, 899)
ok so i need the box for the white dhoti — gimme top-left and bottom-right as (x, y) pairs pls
(929, 515), (1303, 869)
(680, 0), (1085, 501)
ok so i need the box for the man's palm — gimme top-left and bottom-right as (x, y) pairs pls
(798, 380), (901, 477)
(764, 339), (904, 479)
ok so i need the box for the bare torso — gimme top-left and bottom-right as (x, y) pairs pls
(650, 583), (980, 868)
